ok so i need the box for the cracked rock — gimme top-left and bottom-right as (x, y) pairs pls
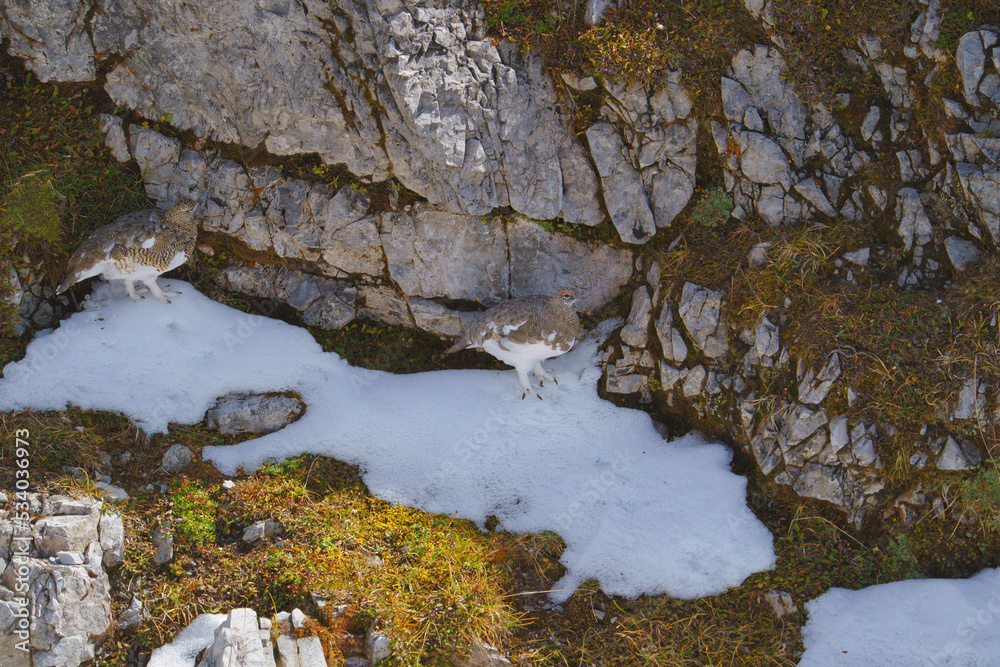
(620, 287), (653, 348)
(205, 393), (305, 435)
(678, 283), (729, 359)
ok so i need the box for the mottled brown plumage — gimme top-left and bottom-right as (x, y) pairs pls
(447, 291), (582, 398)
(57, 201), (198, 303)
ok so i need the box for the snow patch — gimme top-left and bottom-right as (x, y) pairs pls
(800, 568), (1000, 666)
(0, 282), (775, 601)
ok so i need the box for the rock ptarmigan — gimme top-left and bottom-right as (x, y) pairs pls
(56, 201), (198, 303)
(446, 291), (583, 399)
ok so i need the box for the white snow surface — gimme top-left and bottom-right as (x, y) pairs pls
(146, 613), (227, 667)
(0, 282), (775, 601)
(800, 568), (1000, 666)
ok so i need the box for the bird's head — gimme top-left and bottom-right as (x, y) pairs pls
(557, 290), (578, 309)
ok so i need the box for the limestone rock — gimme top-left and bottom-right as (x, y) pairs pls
(895, 188), (933, 252)
(99, 513), (125, 569)
(33, 514), (99, 558)
(957, 30), (989, 106)
(944, 236), (981, 270)
(755, 317), (780, 361)
(0, 0), (95, 81)
(763, 590), (798, 619)
(197, 608), (274, 667)
(117, 597), (146, 632)
(955, 163), (1000, 243)
(586, 122), (657, 244)
(602, 78), (698, 229)
(151, 525), (173, 566)
(26, 561), (112, 667)
(218, 266), (357, 330)
(620, 288), (652, 348)
(205, 393), (305, 435)
(366, 628), (392, 663)
(937, 436), (981, 471)
(242, 520), (283, 547)
(358, 285), (416, 328)
(507, 218), (633, 313)
(381, 207), (508, 304)
(654, 303), (689, 364)
(797, 353), (841, 405)
(682, 365), (707, 397)
(451, 638), (514, 667)
(161, 444), (194, 474)
(794, 178), (837, 217)
(99, 114), (131, 163)
(678, 283), (729, 359)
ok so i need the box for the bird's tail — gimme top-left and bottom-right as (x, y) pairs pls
(56, 274), (77, 295)
(444, 337), (468, 354)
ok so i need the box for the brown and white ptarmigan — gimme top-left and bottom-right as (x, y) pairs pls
(446, 291), (583, 399)
(56, 201), (198, 303)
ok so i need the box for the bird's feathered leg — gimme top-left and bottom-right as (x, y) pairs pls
(516, 365), (543, 400)
(123, 280), (145, 300)
(531, 361), (557, 387)
(143, 278), (177, 303)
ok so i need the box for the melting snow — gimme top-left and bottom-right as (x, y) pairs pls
(0, 281), (775, 601)
(800, 568), (1000, 666)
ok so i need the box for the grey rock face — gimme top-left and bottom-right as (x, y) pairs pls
(0, 0), (95, 81)
(99, 513), (125, 568)
(896, 188), (933, 252)
(151, 525), (173, 566)
(104, 105), (630, 334)
(620, 287), (652, 348)
(506, 218), (633, 313)
(0, 494), (116, 667)
(161, 444), (194, 474)
(218, 266), (357, 331)
(937, 436), (981, 470)
(955, 163), (1000, 243)
(956, 30), (989, 106)
(762, 590), (798, 619)
(99, 114), (131, 163)
(586, 122), (657, 244)
(602, 78), (698, 230)
(26, 560), (112, 667)
(90, 0), (608, 227)
(33, 514), (99, 558)
(205, 393), (305, 435)
(678, 283), (729, 359)
(944, 236), (981, 270)
(242, 520), (283, 547)
(116, 597), (146, 632)
(197, 608), (273, 667)
(797, 353), (841, 405)
(654, 303), (689, 364)
(381, 207), (509, 304)
(408, 298), (480, 339)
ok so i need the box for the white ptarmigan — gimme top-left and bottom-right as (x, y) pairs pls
(56, 201), (198, 303)
(446, 291), (583, 399)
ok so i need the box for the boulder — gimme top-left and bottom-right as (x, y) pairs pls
(677, 283), (730, 359)
(161, 444), (194, 474)
(205, 393), (305, 435)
